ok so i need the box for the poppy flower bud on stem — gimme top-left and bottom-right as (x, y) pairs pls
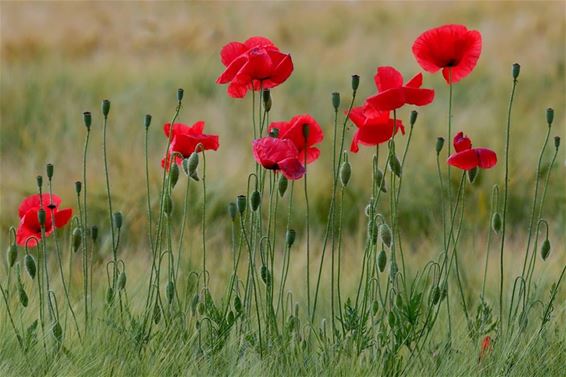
(91, 225), (98, 243)
(46, 164), (54, 180)
(512, 63), (520, 80)
(554, 136), (560, 150)
(83, 112), (92, 130)
(75, 181), (82, 195)
(118, 271), (127, 290)
(541, 239), (551, 260)
(410, 111), (418, 127)
(435, 137), (445, 155)
(379, 223), (392, 248)
(332, 92), (340, 111)
(38, 209), (46, 226)
(340, 159), (352, 187)
(36, 175), (43, 190)
(169, 163), (179, 189)
(237, 195), (247, 214)
(389, 152), (402, 178)
(377, 249), (387, 272)
(351, 74), (360, 91)
(101, 99), (111, 118)
(250, 191), (261, 211)
(187, 152), (199, 176)
(164, 195), (173, 216)
(7, 244), (17, 267)
(72, 228), (81, 253)
(177, 88), (184, 102)
(106, 287), (114, 304)
(492, 212), (502, 233)
(286, 229), (296, 247)
(113, 211), (123, 229)
(546, 108), (554, 126)
(24, 254), (36, 279)
(144, 114), (152, 129)
(278, 175), (288, 197)
(228, 202), (237, 221)
(19, 285), (28, 307)
(166, 281), (175, 303)
(263, 89), (272, 112)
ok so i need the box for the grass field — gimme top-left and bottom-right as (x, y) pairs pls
(1, 2), (565, 376)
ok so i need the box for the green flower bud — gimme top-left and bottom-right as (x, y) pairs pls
(101, 99), (111, 118)
(227, 310), (235, 326)
(106, 287), (114, 304)
(234, 296), (242, 314)
(24, 254), (36, 279)
(153, 302), (161, 324)
(491, 212), (502, 233)
(554, 136), (560, 150)
(46, 164), (54, 180)
(197, 302), (205, 316)
(7, 244), (17, 267)
(431, 286), (441, 305)
(113, 211), (123, 229)
(52, 321), (63, 343)
(389, 153), (402, 178)
(177, 88), (184, 102)
(169, 163), (179, 189)
(410, 110), (418, 127)
(72, 227), (82, 253)
(144, 114), (152, 129)
(187, 152), (199, 176)
(375, 169), (386, 192)
(379, 223), (392, 248)
(541, 239), (551, 260)
(164, 195), (173, 216)
(340, 161), (352, 187)
(263, 89), (272, 112)
(118, 271), (127, 290)
(19, 285), (28, 307)
(351, 74), (360, 91)
(286, 229), (296, 247)
(260, 265), (271, 286)
(191, 294), (200, 315)
(372, 300), (379, 315)
(166, 281), (175, 303)
(388, 311), (396, 327)
(237, 195), (247, 214)
(38, 209), (46, 226)
(377, 249), (387, 273)
(83, 112), (92, 130)
(278, 175), (288, 197)
(332, 92), (340, 110)
(546, 108), (554, 125)
(435, 137), (445, 155)
(91, 225), (98, 243)
(512, 63), (520, 80)
(228, 202), (237, 221)
(75, 181), (82, 195)
(467, 166), (478, 184)
(250, 191), (261, 212)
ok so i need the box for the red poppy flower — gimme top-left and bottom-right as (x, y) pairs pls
(479, 335), (492, 361)
(366, 66), (435, 111)
(267, 114), (323, 164)
(216, 36), (294, 98)
(16, 194), (73, 247)
(252, 137), (305, 180)
(161, 121), (219, 169)
(447, 132), (497, 170)
(412, 24), (482, 84)
(347, 103), (405, 153)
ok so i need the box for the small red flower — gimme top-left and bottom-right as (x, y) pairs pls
(347, 103), (405, 153)
(16, 194), (73, 247)
(412, 24), (482, 84)
(479, 335), (492, 361)
(252, 137), (305, 180)
(366, 66), (435, 111)
(267, 114), (323, 164)
(216, 36), (294, 98)
(162, 121), (219, 169)
(447, 131), (497, 170)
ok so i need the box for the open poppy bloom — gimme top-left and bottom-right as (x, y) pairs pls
(216, 36), (294, 98)
(348, 102), (405, 153)
(447, 132), (497, 170)
(16, 194), (73, 247)
(162, 121), (219, 169)
(252, 137), (305, 180)
(366, 66), (434, 111)
(412, 24), (482, 84)
(267, 114), (323, 164)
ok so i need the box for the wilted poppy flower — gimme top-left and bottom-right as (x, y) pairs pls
(366, 66), (435, 111)
(252, 137), (305, 180)
(348, 103), (405, 153)
(162, 121), (219, 169)
(447, 131), (497, 170)
(16, 194), (73, 247)
(267, 114), (323, 164)
(216, 36), (294, 98)
(412, 24), (482, 84)
(479, 335), (492, 361)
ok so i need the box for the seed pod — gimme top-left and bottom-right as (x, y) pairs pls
(36, 175), (43, 189)
(19, 285), (28, 307)
(144, 114), (152, 129)
(491, 212), (502, 233)
(431, 286), (441, 305)
(191, 294), (200, 315)
(46, 164), (54, 180)
(269, 128), (279, 138)
(410, 110), (418, 127)
(351, 74), (360, 91)
(379, 223), (392, 248)
(177, 88), (184, 102)
(91, 225), (98, 243)
(278, 175), (288, 197)
(169, 163), (179, 189)
(250, 191), (261, 212)
(52, 321), (63, 343)
(389, 153), (402, 177)
(263, 89), (272, 112)
(113, 211), (123, 229)
(284, 229), (296, 248)
(372, 300), (379, 315)
(7, 244), (17, 267)
(153, 302), (161, 324)
(101, 99), (111, 117)
(187, 152), (199, 176)
(467, 167), (478, 183)
(83, 111), (92, 130)
(260, 265), (271, 286)
(234, 296), (242, 314)
(512, 63), (520, 80)
(541, 239), (551, 260)
(197, 302), (205, 316)
(106, 287), (114, 304)
(377, 249), (387, 273)
(72, 227), (82, 253)
(302, 123), (310, 139)
(227, 310), (235, 326)
(164, 194), (173, 216)
(340, 161), (352, 187)
(227, 202), (237, 221)
(166, 281), (175, 303)
(117, 271), (127, 290)
(546, 108), (554, 125)
(237, 195), (247, 214)
(332, 92), (340, 110)
(75, 181), (82, 194)
(24, 254), (36, 279)
(554, 136), (560, 150)
(435, 137), (445, 155)
(388, 311), (396, 327)
(38, 209), (46, 226)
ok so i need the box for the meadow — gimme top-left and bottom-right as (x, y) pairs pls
(1, 2), (565, 376)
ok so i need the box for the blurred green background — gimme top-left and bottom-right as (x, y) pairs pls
(1, 1), (564, 252)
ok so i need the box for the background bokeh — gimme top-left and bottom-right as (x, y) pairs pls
(1, 1), (564, 253)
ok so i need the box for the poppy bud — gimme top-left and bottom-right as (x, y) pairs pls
(228, 202), (237, 221)
(554, 136), (560, 150)
(351, 74), (360, 91)
(197, 302), (205, 316)
(227, 310), (235, 326)
(278, 175), (288, 197)
(368, 220), (378, 244)
(191, 294), (200, 315)
(395, 293), (403, 308)
(340, 161), (352, 187)
(46, 164), (54, 180)
(467, 167), (479, 184)
(234, 296), (242, 314)
(541, 239), (551, 260)
(286, 229), (296, 247)
(377, 249), (387, 272)
(19, 285), (28, 307)
(491, 212), (502, 233)
(410, 110), (418, 127)
(302, 123), (310, 139)
(389, 153), (402, 177)
(441, 282), (448, 301)
(106, 287), (114, 304)
(269, 128), (279, 138)
(263, 89), (272, 112)
(83, 112), (92, 130)
(372, 300), (379, 315)
(435, 137), (445, 155)
(376, 169), (386, 192)
(177, 88), (184, 102)
(379, 223), (392, 248)
(153, 302), (161, 324)
(166, 281), (175, 303)
(546, 108), (554, 125)
(512, 63), (520, 80)
(332, 92), (340, 110)
(72, 228), (81, 253)
(169, 163), (179, 189)
(113, 211), (123, 229)
(388, 311), (396, 327)
(91, 225), (98, 243)
(260, 265), (271, 286)
(75, 181), (82, 195)
(7, 244), (17, 267)
(187, 152), (199, 176)
(38, 209), (46, 226)
(144, 114), (152, 129)
(431, 286), (441, 305)
(101, 99), (111, 118)
(117, 271), (127, 290)
(164, 195), (173, 216)
(36, 175), (43, 189)
(52, 321), (63, 343)
(237, 195), (246, 214)
(250, 191), (261, 211)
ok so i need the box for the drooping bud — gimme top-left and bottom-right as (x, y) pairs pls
(227, 202), (237, 221)
(19, 285), (28, 307)
(113, 211), (123, 229)
(197, 302), (205, 316)
(512, 63), (520, 80)
(260, 265), (271, 286)
(263, 89), (272, 112)
(227, 310), (235, 326)
(377, 249), (387, 272)
(166, 281), (175, 303)
(72, 228), (82, 252)
(395, 293), (403, 308)
(435, 137), (445, 155)
(106, 287), (114, 304)
(144, 114), (152, 129)
(250, 191), (261, 212)
(467, 167), (479, 184)
(177, 88), (184, 102)
(91, 225), (98, 243)
(389, 153), (402, 178)
(234, 295), (242, 314)
(164, 195), (173, 216)
(372, 300), (379, 315)
(379, 223), (392, 248)
(101, 99), (111, 118)
(554, 136), (560, 150)
(117, 271), (127, 290)
(351, 74), (360, 91)
(83, 112), (92, 130)
(46, 164), (54, 180)
(410, 110), (418, 127)
(375, 169), (386, 192)
(153, 302), (161, 324)
(546, 108), (554, 125)
(278, 175), (288, 197)
(187, 152), (199, 176)
(169, 163), (179, 189)
(431, 286), (441, 305)
(332, 92), (340, 111)
(541, 239), (551, 260)
(7, 244), (17, 267)
(237, 195), (247, 214)
(38, 209), (46, 226)
(75, 181), (82, 194)
(52, 321), (63, 343)
(340, 160), (352, 187)
(286, 229), (296, 247)
(491, 212), (502, 233)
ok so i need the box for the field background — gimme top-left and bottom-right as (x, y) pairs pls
(0, 2), (565, 375)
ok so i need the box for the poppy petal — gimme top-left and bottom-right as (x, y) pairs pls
(278, 158), (305, 180)
(374, 66), (403, 92)
(244, 36), (275, 49)
(475, 148), (497, 169)
(447, 149), (478, 170)
(453, 131), (472, 152)
(350, 130), (361, 153)
(403, 87), (435, 107)
(268, 53), (294, 86)
(216, 55), (248, 84)
(18, 194), (60, 218)
(220, 42), (248, 66)
(405, 73), (423, 88)
(54, 208), (73, 228)
(366, 89), (405, 111)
